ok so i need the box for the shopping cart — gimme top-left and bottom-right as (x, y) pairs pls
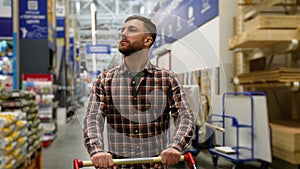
(73, 152), (197, 169)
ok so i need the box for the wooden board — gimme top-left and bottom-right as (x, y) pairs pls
(244, 15), (300, 31)
(271, 119), (300, 165)
(229, 29), (299, 50)
(241, 82), (299, 91)
(237, 67), (300, 83)
(270, 120), (300, 153)
(273, 147), (300, 165)
(243, 0), (283, 20)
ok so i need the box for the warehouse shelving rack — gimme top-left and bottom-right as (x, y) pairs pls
(230, 1), (300, 167)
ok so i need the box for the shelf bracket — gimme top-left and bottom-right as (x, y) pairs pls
(292, 81), (300, 91)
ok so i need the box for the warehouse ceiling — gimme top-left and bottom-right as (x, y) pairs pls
(68, 0), (165, 71)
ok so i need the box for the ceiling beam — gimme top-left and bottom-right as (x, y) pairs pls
(97, 0), (116, 17)
(81, 1), (92, 11)
(70, 14), (119, 20)
(80, 29), (119, 35)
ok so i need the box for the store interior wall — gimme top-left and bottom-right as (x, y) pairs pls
(150, 1), (237, 121)
(171, 17), (220, 74)
(168, 0), (236, 94)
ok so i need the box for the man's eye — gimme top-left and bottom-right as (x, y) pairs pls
(129, 28), (137, 32)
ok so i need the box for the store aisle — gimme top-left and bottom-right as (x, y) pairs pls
(42, 107), (93, 169)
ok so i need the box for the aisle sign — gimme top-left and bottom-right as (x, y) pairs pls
(152, 0), (218, 48)
(86, 44), (111, 54)
(19, 0), (48, 39)
(56, 1), (66, 38)
(75, 41), (80, 61)
(0, 0), (12, 18)
(69, 28), (74, 62)
(22, 73), (53, 82)
(0, 0), (12, 37)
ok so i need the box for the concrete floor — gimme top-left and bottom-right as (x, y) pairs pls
(42, 107), (272, 169)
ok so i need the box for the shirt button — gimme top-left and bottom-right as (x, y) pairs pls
(136, 146), (139, 149)
(132, 81), (136, 84)
(135, 130), (138, 133)
(133, 97), (137, 100)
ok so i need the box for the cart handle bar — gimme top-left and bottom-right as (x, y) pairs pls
(73, 152), (196, 169)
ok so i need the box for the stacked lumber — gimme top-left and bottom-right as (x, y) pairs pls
(236, 67), (300, 90)
(229, 7), (300, 50)
(244, 15), (300, 31)
(229, 29), (299, 50)
(237, 67), (300, 84)
(270, 120), (300, 164)
(231, 0), (300, 166)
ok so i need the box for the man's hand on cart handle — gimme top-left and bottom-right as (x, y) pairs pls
(161, 147), (182, 165)
(73, 152), (196, 169)
(90, 152), (116, 169)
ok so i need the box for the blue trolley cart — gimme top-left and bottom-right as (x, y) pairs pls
(208, 92), (272, 169)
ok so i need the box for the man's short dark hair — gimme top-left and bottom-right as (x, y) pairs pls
(125, 15), (157, 47)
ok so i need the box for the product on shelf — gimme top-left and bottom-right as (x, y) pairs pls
(0, 112), (28, 169)
(0, 40), (15, 90)
(22, 74), (56, 148)
(0, 90), (42, 169)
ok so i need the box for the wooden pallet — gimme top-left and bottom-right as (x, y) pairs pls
(24, 145), (42, 167)
(244, 15), (300, 31)
(270, 120), (300, 164)
(237, 67), (300, 84)
(24, 153), (42, 169)
(229, 29), (299, 50)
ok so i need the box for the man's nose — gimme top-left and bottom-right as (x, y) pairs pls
(120, 31), (129, 41)
(121, 32), (127, 38)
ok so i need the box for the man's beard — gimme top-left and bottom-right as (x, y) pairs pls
(118, 41), (144, 56)
(119, 47), (138, 56)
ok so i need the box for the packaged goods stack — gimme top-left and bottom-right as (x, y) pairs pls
(0, 90), (42, 169)
(22, 74), (56, 148)
(0, 111), (28, 168)
(23, 92), (42, 163)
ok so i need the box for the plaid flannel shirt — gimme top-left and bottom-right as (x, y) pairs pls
(83, 61), (194, 167)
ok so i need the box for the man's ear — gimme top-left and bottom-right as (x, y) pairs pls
(144, 36), (153, 47)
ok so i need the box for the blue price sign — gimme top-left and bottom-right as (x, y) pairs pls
(86, 44), (111, 54)
(19, 0), (48, 39)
